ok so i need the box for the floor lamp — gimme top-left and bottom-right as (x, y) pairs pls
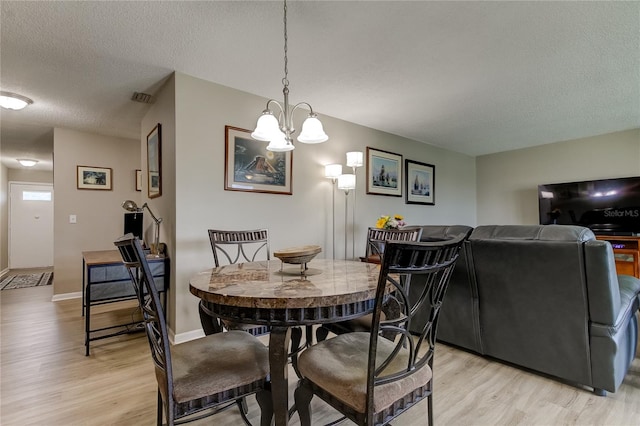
(346, 152), (364, 259)
(324, 164), (342, 259)
(338, 174), (356, 260)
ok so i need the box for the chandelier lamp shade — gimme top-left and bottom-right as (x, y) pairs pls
(251, 0), (328, 152)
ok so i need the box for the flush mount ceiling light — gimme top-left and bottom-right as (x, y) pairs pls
(251, 0), (328, 152)
(17, 159), (38, 167)
(0, 91), (33, 110)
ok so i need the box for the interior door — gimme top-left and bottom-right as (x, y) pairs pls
(9, 182), (54, 268)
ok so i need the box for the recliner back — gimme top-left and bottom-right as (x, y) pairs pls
(468, 225), (605, 388)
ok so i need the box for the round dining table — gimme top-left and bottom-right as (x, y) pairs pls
(189, 258), (383, 426)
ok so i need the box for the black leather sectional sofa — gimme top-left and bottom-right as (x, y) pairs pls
(410, 224), (640, 395)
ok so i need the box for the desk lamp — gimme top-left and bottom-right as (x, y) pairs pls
(122, 200), (163, 257)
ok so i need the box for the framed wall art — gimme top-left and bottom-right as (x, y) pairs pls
(224, 125), (293, 195)
(147, 123), (162, 199)
(135, 169), (142, 191)
(405, 159), (435, 205)
(77, 165), (112, 190)
(366, 147), (402, 197)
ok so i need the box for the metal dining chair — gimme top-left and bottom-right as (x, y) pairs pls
(316, 226), (423, 342)
(295, 236), (466, 426)
(363, 226), (424, 263)
(114, 234), (273, 426)
(200, 228), (309, 378)
(198, 229), (271, 336)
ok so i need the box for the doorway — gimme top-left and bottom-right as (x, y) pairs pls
(9, 182), (54, 268)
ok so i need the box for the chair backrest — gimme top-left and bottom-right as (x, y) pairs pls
(407, 225), (479, 351)
(365, 235), (465, 420)
(114, 234), (174, 418)
(365, 227), (423, 258)
(208, 229), (270, 267)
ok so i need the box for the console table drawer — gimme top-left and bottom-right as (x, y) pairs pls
(88, 261), (165, 301)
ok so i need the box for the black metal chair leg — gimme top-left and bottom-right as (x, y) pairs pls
(157, 390), (163, 426)
(290, 326), (303, 378)
(294, 381), (314, 426)
(315, 326), (329, 342)
(255, 387), (274, 426)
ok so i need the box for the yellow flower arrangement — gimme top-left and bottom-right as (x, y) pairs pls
(375, 214), (406, 230)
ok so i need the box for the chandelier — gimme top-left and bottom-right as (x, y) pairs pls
(251, 0), (328, 152)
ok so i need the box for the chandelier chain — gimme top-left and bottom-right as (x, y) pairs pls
(251, 0), (327, 150)
(282, 0), (289, 88)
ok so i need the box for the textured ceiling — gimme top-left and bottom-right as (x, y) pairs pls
(1, 1), (639, 171)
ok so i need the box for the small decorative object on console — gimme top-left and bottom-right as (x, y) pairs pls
(375, 214), (406, 230)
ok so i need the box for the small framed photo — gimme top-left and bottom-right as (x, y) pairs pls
(135, 169), (142, 191)
(366, 147), (402, 197)
(77, 165), (112, 190)
(147, 123), (162, 199)
(224, 125), (293, 195)
(405, 159), (435, 205)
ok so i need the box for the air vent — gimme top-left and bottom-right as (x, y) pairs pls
(131, 92), (154, 104)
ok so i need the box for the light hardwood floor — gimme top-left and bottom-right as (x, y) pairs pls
(2, 285), (640, 425)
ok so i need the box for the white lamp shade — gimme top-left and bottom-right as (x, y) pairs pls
(337, 174), (356, 191)
(324, 164), (342, 179)
(266, 131), (294, 152)
(346, 151), (364, 168)
(297, 115), (328, 144)
(251, 111), (280, 141)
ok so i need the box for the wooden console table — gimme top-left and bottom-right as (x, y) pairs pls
(82, 249), (169, 355)
(595, 235), (640, 278)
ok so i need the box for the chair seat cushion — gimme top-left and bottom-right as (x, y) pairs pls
(298, 332), (432, 413)
(171, 330), (269, 404)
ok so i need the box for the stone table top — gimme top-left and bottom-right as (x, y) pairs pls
(189, 259), (383, 310)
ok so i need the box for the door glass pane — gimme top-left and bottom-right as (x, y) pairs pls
(22, 191), (52, 201)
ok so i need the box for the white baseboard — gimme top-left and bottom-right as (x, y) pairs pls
(0, 268), (9, 278)
(52, 292), (82, 302)
(171, 328), (204, 345)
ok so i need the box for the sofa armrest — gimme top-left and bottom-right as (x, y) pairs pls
(584, 240), (640, 325)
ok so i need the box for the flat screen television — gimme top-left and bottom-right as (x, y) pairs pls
(538, 176), (640, 235)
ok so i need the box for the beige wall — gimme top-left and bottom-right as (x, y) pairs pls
(476, 129), (640, 225)
(142, 72), (476, 338)
(7, 168), (54, 183)
(53, 128), (140, 296)
(140, 75), (177, 324)
(0, 164), (7, 271)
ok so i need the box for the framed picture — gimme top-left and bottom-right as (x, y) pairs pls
(366, 147), (402, 197)
(224, 125), (293, 195)
(405, 159), (435, 205)
(147, 123), (162, 199)
(135, 169), (142, 191)
(77, 165), (112, 190)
